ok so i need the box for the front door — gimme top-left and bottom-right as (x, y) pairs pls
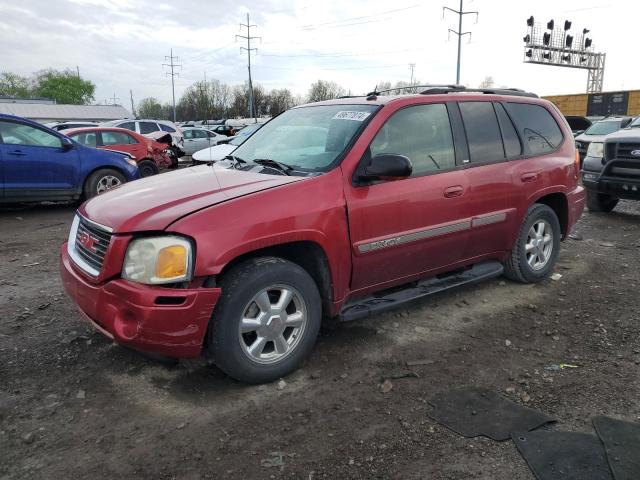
(0, 120), (78, 199)
(344, 103), (471, 291)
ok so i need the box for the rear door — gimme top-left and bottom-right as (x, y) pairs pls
(0, 120), (79, 199)
(345, 102), (471, 291)
(457, 101), (521, 257)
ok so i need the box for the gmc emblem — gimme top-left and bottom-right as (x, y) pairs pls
(78, 232), (99, 253)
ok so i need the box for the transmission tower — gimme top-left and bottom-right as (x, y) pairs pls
(443, 0), (478, 84)
(236, 13), (261, 120)
(163, 48), (181, 122)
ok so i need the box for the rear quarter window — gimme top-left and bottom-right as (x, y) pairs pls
(505, 103), (564, 156)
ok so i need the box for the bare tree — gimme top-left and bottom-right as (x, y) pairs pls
(479, 76), (495, 89)
(307, 80), (346, 102)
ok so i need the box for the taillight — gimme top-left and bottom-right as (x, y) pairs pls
(574, 149), (580, 179)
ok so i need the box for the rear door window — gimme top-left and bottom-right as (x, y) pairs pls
(118, 121), (136, 132)
(494, 103), (522, 158)
(505, 103), (564, 155)
(139, 122), (159, 134)
(459, 102), (505, 164)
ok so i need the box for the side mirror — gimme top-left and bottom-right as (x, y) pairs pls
(61, 137), (74, 150)
(360, 153), (412, 181)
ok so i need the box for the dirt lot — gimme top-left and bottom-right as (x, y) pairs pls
(1, 200), (639, 479)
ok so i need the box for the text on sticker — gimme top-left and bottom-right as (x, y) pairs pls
(332, 111), (371, 121)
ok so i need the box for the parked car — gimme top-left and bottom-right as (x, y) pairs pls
(46, 121), (100, 131)
(575, 116), (633, 162)
(0, 114), (138, 203)
(101, 119), (184, 145)
(60, 88), (585, 383)
(582, 115), (640, 212)
(63, 127), (173, 177)
(181, 127), (226, 155)
(192, 122), (263, 163)
(564, 115), (592, 137)
(209, 124), (236, 137)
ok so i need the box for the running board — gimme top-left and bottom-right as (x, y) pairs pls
(339, 261), (504, 322)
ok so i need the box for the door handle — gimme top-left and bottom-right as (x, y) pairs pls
(8, 150), (27, 156)
(444, 185), (464, 198)
(521, 172), (538, 183)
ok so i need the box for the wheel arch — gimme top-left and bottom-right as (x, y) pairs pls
(209, 240), (335, 319)
(532, 191), (569, 239)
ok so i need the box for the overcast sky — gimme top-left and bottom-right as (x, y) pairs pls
(1, 0), (638, 112)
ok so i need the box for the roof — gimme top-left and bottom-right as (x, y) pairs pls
(0, 103), (132, 122)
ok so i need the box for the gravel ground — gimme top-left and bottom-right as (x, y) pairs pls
(1, 200), (639, 479)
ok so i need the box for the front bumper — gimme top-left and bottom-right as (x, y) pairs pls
(582, 174), (640, 199)
(60, 244), (220, 358)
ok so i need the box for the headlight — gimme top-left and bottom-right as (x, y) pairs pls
(587, 142), (603, 158)
(122, 236), (193, 284)
(582, 172), (598, 181)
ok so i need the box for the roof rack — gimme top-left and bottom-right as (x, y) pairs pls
(366, 84), (464, 97)
(420, 86), (539, 98)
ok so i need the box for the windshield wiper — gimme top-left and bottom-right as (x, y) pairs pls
(221, 154), (247, 168)
(252, 158), (293, 175)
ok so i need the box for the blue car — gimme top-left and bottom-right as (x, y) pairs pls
(0, 114), (139, 203)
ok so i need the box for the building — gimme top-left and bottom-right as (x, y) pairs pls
(0, 96), (132, 123)
(543, 90), (640, 117)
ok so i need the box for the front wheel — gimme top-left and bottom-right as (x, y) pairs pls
(503, 203), (561, 283)
(138, 159), (159, 177)
(586, 190), (618, 212)
(83, 168), (126, 199)
(208, 257), (322, 383)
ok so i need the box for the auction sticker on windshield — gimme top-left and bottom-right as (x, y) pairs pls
(332, 111), (371, 121)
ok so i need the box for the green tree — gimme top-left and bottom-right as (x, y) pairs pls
(0, 72), (32, 97)
(33, 69), (95, 104)
(137, 97), (165, 119)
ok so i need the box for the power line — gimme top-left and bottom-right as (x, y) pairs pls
(236, 13), (261, 120)
(257, 47), (425, 58)
(254, 63), (407, 71)
(163, 48), (182, 122)
(300, 4), (421, 30)
(443, 0), (478, 84)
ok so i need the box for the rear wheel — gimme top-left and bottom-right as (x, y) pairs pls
(83, 169), (126, 199)
(503, 204), (561, 283)
(138, 159), (159, 177)
(208, 257), (322, 383)
(586, 190), (618, 212)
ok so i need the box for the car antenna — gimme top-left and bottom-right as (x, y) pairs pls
(366, 84), (379, 100)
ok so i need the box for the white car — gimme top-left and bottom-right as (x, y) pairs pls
(192, 123), (263, 163)
(101, 119), (184, 146)
(182, 127), (226, 155)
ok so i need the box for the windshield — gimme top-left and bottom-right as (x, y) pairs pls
(630, 117), (640, 128)
(231, 104), (378, 172)
(229, 123), (262, 146)
(584, 120), (621, 136)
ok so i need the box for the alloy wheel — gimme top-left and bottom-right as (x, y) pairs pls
(525, 220), (553, 270)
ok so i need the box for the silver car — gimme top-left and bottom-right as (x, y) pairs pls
(181, 127), (226, 155)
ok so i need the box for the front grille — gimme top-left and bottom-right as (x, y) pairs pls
(616, 142), (640, 160)
(74, 216), (112, 273)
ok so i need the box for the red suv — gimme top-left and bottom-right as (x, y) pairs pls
(60, 87), (585, 383)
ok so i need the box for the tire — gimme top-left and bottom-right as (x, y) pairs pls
(586, 189), (618, 213)
(83, 168), (126, 199)
(138, 159), (159, 177)
(208, 257), (322, 383)
(503, 203), (561, 283)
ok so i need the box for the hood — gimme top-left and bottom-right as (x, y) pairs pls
(604, 127), (640, 142)
(192, 143), (236, 162)
(575, 133), (606, 143)
(80, 164), (304, 233)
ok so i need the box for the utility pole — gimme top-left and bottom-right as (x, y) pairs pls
(76, 66), (80, 78)
(130, 90), (136, 117)
(443, 0), (478, 84)
(409, 63), (415, 85)
(163, 48), (181, 122)
(106, 93), (120, 106)
(236, 13), (261, 121)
